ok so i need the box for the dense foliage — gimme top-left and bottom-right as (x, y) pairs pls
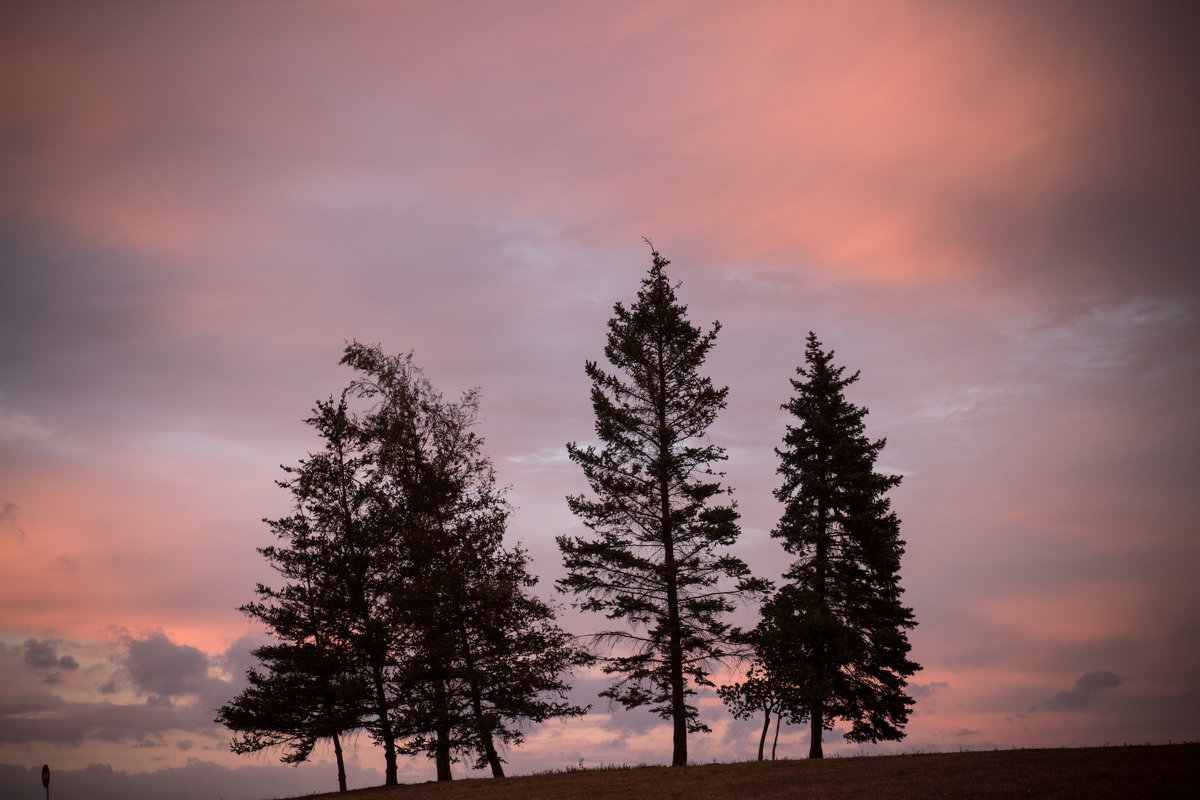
(763, 332), (919, 757)
(221, 263), (924, 783)
(218, 344), (587, 789)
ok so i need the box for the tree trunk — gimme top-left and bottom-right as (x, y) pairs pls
(656, 340), (688, 769)
(434, 676), (453, 781)
(462, 634), (505, 778)
(663, 501), (688, 767)
(772, 710), (782, 760)
(757, 707), (770, 761)
(667, 578), (687, 767)
(339, 470), (396, 786)
(809, 701), (824, 759)
(810, 496), (827, 761)
(331, 730), (347, 793)
(478, 722), (504, 777)
(371, 663), (399, 784)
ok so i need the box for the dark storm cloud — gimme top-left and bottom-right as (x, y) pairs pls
(0, 693), (216, 745)
(1047, 669), (1124, 710)
(22, 638), (79, 672)
(123, 632), (209, 698)
(0, 633), (240, 751)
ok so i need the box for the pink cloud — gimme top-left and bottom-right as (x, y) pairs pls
(1, 1), (1196, 793)
(2, 1), (1157, 289)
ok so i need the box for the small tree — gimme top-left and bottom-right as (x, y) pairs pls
(770, 332), (919, 758)
(558, 246), (767, 767)
(216, 639), (363, 792)
(717, 660), (789, 761)
(450, 543), (591, 776)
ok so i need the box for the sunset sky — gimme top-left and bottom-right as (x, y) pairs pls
(2, 1), (1198, 797)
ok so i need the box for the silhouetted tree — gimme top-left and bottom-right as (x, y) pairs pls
(218, 395), (400, 786)
(448, 543), (591, 776)
(341, 342), (588, 781)
(717, 659), (790, 761)
(769, 332), (919, 758)
(223, 343), (588, 785)
(216, 638), (363, 792)
(558, 247), (767, 766)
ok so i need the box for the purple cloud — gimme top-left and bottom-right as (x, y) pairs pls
(1047, 670), (1124, 710)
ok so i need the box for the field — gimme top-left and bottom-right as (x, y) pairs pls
(288, 743), (1197, 800)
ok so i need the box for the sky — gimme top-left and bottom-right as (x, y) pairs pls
(2, 0), (1198, 797)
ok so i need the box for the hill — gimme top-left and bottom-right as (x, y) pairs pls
(286, 743), (1197, 800)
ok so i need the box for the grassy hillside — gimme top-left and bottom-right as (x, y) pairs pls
(286, 743), (1197, 800)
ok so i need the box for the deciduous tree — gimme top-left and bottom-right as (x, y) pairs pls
(717, 659), (790, 762)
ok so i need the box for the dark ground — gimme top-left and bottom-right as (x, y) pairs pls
(285, 742), (1198, 800)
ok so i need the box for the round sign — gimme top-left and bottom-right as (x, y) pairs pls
(41, 764), (49, 788)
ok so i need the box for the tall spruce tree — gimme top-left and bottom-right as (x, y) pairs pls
(340, 343), (488, 781)
(770, 332), (919, 758)
(558, 247), (766, 767)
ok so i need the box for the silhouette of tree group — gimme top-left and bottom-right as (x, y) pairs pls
(220, 247), (921, 785)
(218, 343), (588, 790)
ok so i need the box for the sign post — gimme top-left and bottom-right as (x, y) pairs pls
(41, 763), (49, 799)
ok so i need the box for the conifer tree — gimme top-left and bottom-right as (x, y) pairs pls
(342, 342), (588, 780)
(218, 395), (401, 786)
(770, 332), (919, 758)
(448, 543), (591, 776)
(222, 344), (588, 785)
(558, 247), (766, 767)
(340, 343), (488, 781)
(216, 637), (363, 792)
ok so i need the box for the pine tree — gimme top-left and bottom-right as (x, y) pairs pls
(449, 543), (591, 776)
(215, 637), (363, 792)
(770, 332), (919, 758)
(218, 395), (401, 786)
(223, 344), (588, 785)
(342, 342), (495, 781)
(341, 342), (588, 780)
(558, 247), (767, 767)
